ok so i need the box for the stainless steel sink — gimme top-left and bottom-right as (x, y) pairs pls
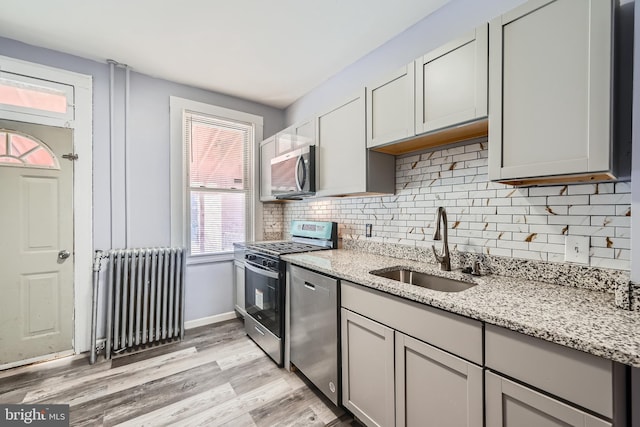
(371, 268), (476, 292)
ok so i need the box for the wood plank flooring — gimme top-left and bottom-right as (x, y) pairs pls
(0, 319), (361, 426)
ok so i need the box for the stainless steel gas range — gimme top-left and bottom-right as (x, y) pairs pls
(241, 220), (338, 366)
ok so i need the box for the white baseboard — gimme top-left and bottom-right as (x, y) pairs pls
(185, 311), (239, 330)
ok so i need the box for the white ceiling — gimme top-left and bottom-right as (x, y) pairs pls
(0, 0), (449, 108)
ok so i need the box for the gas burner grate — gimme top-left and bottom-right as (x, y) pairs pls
(246, 241), (327, 255)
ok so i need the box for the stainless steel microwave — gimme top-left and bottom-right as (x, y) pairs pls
(271, 145), (316, 199)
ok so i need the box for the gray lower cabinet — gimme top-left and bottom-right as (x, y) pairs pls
(233, 260), (245, 316)
(341, 281), (483, 427)
(341, 308), (395, 427)
(395, 332), (483, 427)
(485, 324), (626, 426)
(486, 371), (611, 427)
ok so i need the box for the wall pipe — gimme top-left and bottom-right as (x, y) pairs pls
(90, 250), (105, 364)
(108, 60), (116, 250)
(124, 65), (130, 248)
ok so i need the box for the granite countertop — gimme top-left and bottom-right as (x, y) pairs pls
(282, 249), (640, 367)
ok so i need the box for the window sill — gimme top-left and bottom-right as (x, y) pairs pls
(187, 252), (234, 266)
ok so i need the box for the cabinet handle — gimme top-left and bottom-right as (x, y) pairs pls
(304, 282), (316, 291)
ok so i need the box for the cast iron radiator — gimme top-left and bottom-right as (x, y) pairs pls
(96, 248), (186, 361)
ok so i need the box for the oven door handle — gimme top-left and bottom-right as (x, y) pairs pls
(245, 262), (279, 279)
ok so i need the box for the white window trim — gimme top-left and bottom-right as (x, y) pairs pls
(0, 54), (93, 355)
(0, 71), (74, 122)
(170, 96), (263, 264)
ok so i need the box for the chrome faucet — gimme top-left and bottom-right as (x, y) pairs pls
(432, 207), (451, 271)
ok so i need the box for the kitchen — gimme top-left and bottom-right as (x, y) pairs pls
(0, 0), (639, 426)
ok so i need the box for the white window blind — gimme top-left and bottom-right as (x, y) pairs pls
(185, 111), (254, 256)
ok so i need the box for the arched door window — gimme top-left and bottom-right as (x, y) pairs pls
(0, 129), (59, 169)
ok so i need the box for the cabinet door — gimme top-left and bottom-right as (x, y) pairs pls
(395, 333), (482, 427)
(259, 136), (276, 201)
(341, 308), (395, 427)
(367, 63), (415, 148)
(275, 125), (295, 155)
(234, 261), (245, 316)
(293, 119), (315, 147)
(486, 371), (611, 427)
(488, 0), (613, 182)
(317, 90), (367, 196)
(415, 25), (488, 135)
(276, 119), (316, 155)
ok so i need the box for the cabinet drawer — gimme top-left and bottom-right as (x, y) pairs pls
(485, 324), (619, 418)
(341, 281), (482, 365)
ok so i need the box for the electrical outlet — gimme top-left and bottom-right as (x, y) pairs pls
(365, 224), (372, 238)
(565, 235), (589, 264)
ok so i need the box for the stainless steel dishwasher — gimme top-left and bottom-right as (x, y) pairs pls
(290, 264), (339, 406)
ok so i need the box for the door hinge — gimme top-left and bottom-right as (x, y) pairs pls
(62, 153), (79, 161)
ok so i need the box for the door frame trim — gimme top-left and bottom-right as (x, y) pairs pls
(0, 55), (93, 356)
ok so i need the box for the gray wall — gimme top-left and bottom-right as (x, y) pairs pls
(285, 0), (526, 124)
(0, 36), (285, 324)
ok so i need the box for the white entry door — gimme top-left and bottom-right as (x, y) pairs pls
(0, 119), (74, 367)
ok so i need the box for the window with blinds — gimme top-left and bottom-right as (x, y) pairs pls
(185, 111), (254, 256)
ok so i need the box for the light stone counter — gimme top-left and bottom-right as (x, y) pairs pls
(282, 249), (640, 367)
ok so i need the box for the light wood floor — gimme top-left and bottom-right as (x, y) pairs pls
(0, 319), (359, 426)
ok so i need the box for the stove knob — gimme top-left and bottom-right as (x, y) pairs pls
(262, 259), (268, 266)
(267, 261), (276, 268)
(246, 254), (256, 261)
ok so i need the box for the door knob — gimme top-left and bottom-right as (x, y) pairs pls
(58, 250), (71, 261)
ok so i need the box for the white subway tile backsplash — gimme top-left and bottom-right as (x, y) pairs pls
(591, 247), (615, 259)
(590, 216), (631, 228)
(547, 195), (590, 205)
(273, 146), (631, 271)
(590, 193), (631, 205)
(511, 196), (547, 206)
(529, 185), (568, 196)
(616, 249), (631, 260)
(615, 182), (631, 193)
(568, 226), (610, 237)
(616, 227), (631, 238)
(590, 257), (629, 270)
(547, 215), (590, 225)
(568, 205), (616, 216)
(512, 249), (546, 261)
(616, 205), (632, 216)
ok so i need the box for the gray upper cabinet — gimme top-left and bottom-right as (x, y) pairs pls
(486, 372), (611, 427)
(367, 25), (489, 156)
(415, 24), (488, 135)
(316, 90), (395, 197)
(366, 63), (415, 149)
(341, 308), (395, 427)
(259, 135), (276, 201)
(395, 332), (483, 427)
(488, 0), (616, 185)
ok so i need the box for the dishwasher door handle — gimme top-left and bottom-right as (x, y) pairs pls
(304, 282), (316, 291)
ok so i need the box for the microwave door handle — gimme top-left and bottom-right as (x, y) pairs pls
(295, 154), (306, 191)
